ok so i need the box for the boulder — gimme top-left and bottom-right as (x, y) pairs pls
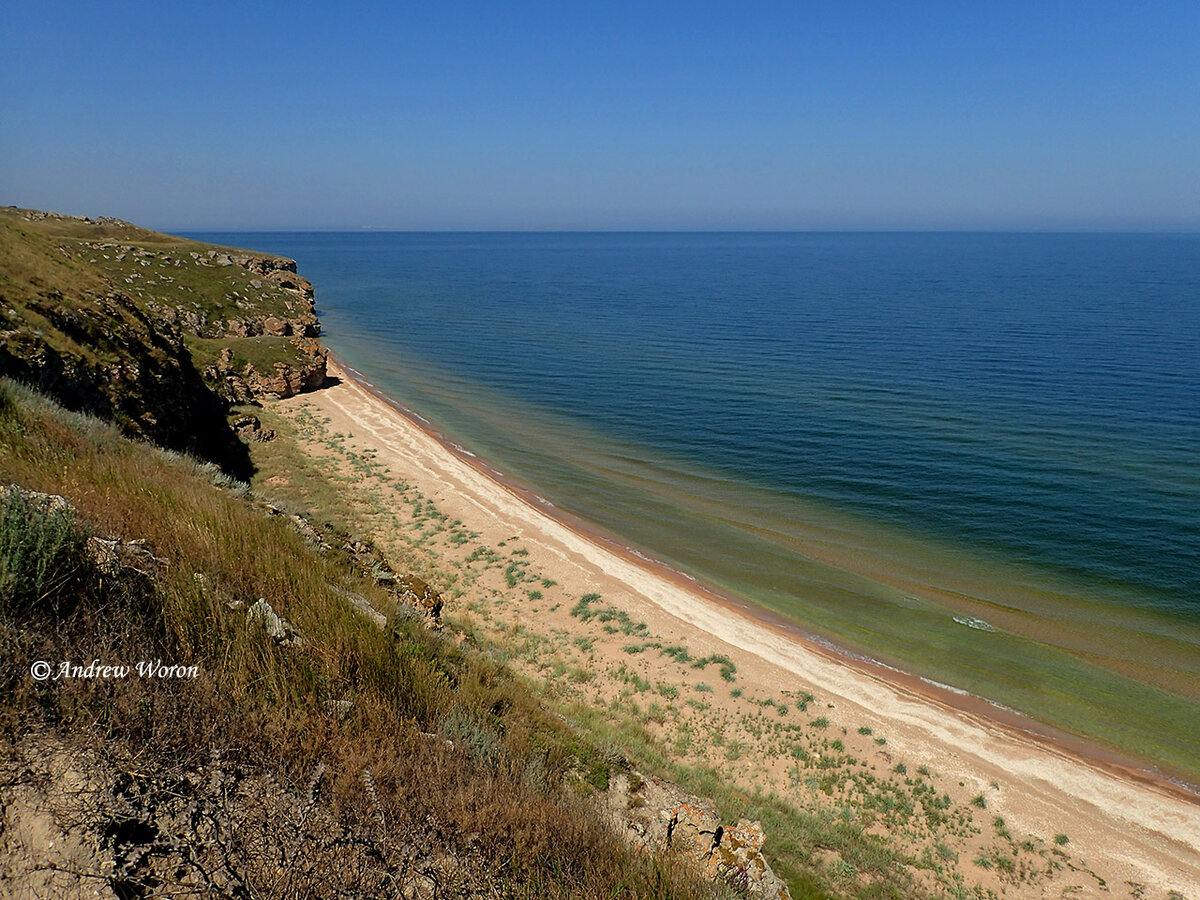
(262, 316), (291, 336)
(246, 598), (303, 647)
(231, 414), (275, 442)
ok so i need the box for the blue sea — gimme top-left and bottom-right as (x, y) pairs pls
(191, 231), (1200, 772)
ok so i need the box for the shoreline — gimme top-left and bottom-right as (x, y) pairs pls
(330, 353), (1199, 804)
(288, 353), (1200, 892)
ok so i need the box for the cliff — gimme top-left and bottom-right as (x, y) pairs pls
(0, 206), (327, 477)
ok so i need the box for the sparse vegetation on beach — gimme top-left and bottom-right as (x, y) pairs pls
(237, 387), (1133, 900)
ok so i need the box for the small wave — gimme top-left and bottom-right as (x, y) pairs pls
(923, 677), (976, 697)
(953, 615), (997, 632)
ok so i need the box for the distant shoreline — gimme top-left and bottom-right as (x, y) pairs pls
(326, 350), (1200, 804)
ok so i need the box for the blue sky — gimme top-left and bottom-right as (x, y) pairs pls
(2, 1), (1197, 230)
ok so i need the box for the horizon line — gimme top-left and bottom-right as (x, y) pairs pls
(171, 226), (1200, 235)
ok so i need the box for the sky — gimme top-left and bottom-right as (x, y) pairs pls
(1, 1), (1197, 231)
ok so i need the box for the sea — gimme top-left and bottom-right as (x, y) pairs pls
(188, 231), (1200, 778)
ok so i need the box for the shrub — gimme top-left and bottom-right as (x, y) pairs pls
(0, 487), (89, 620)
(439, 707), (501, 766)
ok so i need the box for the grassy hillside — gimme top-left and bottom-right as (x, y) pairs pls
(0, 378), (739, 898)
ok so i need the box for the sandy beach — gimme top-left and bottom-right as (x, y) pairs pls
(273, 358), (1200, 897)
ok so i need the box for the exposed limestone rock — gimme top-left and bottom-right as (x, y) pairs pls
(85, 537), (167, 577)
(395, 573), (444, 624)
(203, 338), (326, 403)
(329, 584), (388, 628)
(231, 414), (275, 442)
(276, 512), (445, 629)
(262, 316), (291, 336)
(1, 486), (168, 581)
(1, 484), (74, 517)
(288, 513), (331, 552)
(602, 772), (792, 899)
(246, 598), (303, 648)
(339, 532), (444, 627)
(240, 340), (327, 400)
(322, 699), (354, 719)
(225, 318), (254, 338)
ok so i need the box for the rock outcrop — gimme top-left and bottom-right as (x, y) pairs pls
(0, 207), (334, 476)
(246, 597), (304, 648)
(603, 771), (792, 899)
(268, 506), (445, 628)
(0, 288), (253, 477)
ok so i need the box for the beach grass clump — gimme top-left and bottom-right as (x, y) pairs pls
(616, 665), (651, 693)
(973, 847), (1015, 874)
(569, 592), (649, 636)
(690, 652), (737, 682)
(503, 560), (525, 587)
(570, 592), (602, 618)
(660, 644), (692, 664)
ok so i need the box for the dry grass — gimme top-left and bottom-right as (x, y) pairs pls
(0, 379), (734, 900)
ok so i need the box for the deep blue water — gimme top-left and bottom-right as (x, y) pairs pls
(192, 231), (1200, 621)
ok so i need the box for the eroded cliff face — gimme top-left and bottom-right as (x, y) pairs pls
(0, 283), (254, 476)
(0, 207), (329, 476)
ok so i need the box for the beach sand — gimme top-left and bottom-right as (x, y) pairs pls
(273, 359), (1200, 897)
